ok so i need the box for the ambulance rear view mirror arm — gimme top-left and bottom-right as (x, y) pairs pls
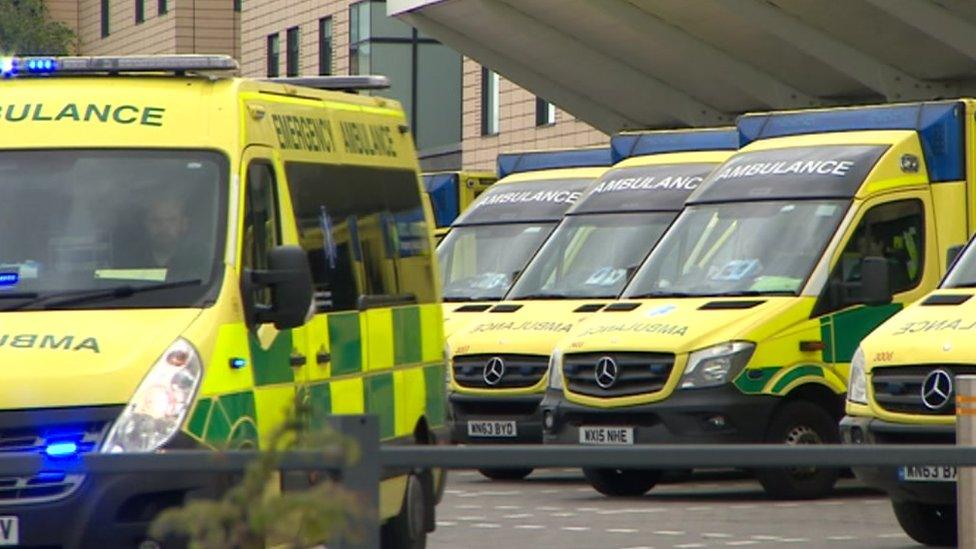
(244, 246), (314, 330)
(861, 256), (893, 307)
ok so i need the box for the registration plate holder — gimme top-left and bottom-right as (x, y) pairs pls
(579, 426), (634, 445)
(898, 465), (957, 482)
(467, 420), (517, 438)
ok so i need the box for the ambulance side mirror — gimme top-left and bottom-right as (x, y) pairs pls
(245, 246), (313, 329)
(861, 256), (892, 307)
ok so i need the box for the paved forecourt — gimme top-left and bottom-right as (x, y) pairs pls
(430, 469), (917, 548)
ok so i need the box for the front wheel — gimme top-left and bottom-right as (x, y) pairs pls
(755, 401), (839, 499)
(583, 468), (661, 497)
(891, 500), (956, 547)
(381, 474), (430, 549)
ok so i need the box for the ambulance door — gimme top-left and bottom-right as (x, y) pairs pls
(240, 146), (311, 438)
(814, 191), (935, 377)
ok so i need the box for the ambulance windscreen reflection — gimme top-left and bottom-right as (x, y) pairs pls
(624, 200), (848, 298)
(508, 212), (676, 300)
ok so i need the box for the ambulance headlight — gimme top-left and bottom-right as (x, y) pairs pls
(848, 347), (868, 405)
(102, 338), (203, 453)
(680, 342), (754, 389)
(547, 348), (564, 390)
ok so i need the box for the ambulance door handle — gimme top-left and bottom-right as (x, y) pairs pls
(316, 352), (331, 365)
(289, 354), (307, 368)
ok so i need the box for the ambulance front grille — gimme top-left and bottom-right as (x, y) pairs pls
(564, 352), (674, 398)
(0, 408), (118, 505)
(872, 365), (976, 416)
(453, 354), (549, 389)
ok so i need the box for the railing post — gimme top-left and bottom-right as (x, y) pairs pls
(327, 415), (380, 549)
(957, 376), (976, 548)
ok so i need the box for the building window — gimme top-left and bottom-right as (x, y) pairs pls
(286, 27), (300, 77)
(135, 0), (145, 23)
(481, 67), (499, 136)
(535, 97), (556, 126)
(266, 34), (280, 77)
(319, 17), (333, 75)
(101, 0), (110, 37)
(158, 0), (168, 15)
(233, 0), (242, 12)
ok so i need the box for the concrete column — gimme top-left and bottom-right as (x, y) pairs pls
(957, 376), (976, 548)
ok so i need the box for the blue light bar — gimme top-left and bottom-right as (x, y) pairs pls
(0, 55), (238, 79)
(738, 101), (965, 182)
(44, 441), (79, 458)
(497, 147), (612, 179)
(423, 173), (461, 228)
(611, 128), (738, 163)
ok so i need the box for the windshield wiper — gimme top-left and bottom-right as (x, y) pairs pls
(712, 290), (796, 297)
(1, 279), (203, 312)
(627, 291), (696, 299)
(512, 292), (568, 300)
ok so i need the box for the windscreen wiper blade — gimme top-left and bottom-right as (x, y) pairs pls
(627, 291), (696, 299)
(1, 279), (202, 311)
(512, 293), (568, 300)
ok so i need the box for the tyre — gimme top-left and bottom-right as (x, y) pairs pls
(583, 468), (661, 497)
(478, 468), (533, 481)
(381, 474), (429, 549)
(891, 500), (957, 547)
(755, 400), (840, 499)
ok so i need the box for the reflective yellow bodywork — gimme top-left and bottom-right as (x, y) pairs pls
(0, 74), (446, 522)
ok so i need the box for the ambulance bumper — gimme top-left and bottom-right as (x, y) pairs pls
(448, 391), (544, 444)
(541, 385), (777, 445)
(841, 415), (956, 505)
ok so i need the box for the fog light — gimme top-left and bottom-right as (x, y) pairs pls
(543, 410), (555, 431)
(850, 426), (865, 444)
(705, 415), (727, 429)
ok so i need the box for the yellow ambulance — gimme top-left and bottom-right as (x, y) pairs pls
(0, 55), (445, 547)
(841, 207), (976, 543)
(446, 129), (737, 480)
(436, 148), (610, 338)
(544, 100), (971, 500)
(422, 170), (496, 242)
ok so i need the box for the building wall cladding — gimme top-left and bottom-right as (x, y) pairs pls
(240, 1), (349, 78)
(461, 58), (606, 171)
(45, 1), (237, 58)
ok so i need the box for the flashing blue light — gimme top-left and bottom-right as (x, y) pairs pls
(423, 174), (460, 228)
(230, 357), (247, 369)
(497, 148), (612, 179)
(611, 129), (738, 163)
(738, 101), (965, 182)
(0, 272), (18, 287)
(44, 441), (79, 458)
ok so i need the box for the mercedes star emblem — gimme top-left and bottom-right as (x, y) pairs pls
(921, 369), (954, 411)
(594, 356), (619, 389)
(483, 356), (506, 386)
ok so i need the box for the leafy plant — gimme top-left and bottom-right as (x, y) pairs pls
(0, 0), (76, 55)
(150, 397), (366, 548)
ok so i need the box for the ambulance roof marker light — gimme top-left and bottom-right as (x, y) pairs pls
(0, 57), (18, 78)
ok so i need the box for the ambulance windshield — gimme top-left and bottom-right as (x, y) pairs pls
(438, 222), (557, 301)
(509, 212), (676, 300)
(943, 244), (976, 288)
(0, 149), (226, 309)
(625, 199), (848, 298)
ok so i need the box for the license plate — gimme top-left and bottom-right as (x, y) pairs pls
(898, 465), (957, 482)
(467, 420), (517, 438)
(0, 516), (18, 545)
(579, 426), (634, 445)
